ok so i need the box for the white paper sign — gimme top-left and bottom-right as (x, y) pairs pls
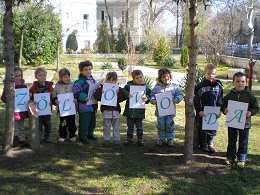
(15, 88), (30, 112)
(86, 81), (96, 105)
(226, 100), (248, 130)
(34, 93), (52, 116)
(57, 93), (76, 117)
(101, 83), (119, 107)
(202, 106), (220, 130)
(129, 85), (146, 109)
(155, 91), (175, 117)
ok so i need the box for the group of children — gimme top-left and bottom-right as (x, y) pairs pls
(1, 61), (259, 168)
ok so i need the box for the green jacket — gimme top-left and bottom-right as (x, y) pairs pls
(222, 88), (259, 128)
(123, 81), (151, 119)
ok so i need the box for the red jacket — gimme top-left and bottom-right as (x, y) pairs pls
(1, 79), (28, 121)
(94, 83), (126, 113)
(29, 81), (54, 100)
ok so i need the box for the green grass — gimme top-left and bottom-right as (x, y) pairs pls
(0, 92), (260, 194)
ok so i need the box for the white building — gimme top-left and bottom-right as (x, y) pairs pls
(51, 0), (143, 52)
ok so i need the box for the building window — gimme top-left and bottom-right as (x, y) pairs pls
(83, 14), (89, 31)
(101, 10), (105, 22)
(122, 11), (125, 23)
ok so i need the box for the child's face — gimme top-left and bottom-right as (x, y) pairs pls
(36, 71), (46, 83)
(234, 76), (246, 91)
(14, 70), (22, 82)
(133, 74), (144, 85)
(106, 78), (117, 84)
(61, 74), (70, 84)
(80, 66), (92, 77)
(161, 73), (171, 85)
(205, 69), (216, 81)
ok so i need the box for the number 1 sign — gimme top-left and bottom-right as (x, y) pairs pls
(34, 93), (52, 116)
(101, 83), (119, 107)
(15, 88), (29, 112)
(155, 91), (175, 117)
(57, 93), (76, 117)
(129, 85), (146, 109)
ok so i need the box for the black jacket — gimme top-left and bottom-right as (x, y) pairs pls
(194, 78), (223, 114)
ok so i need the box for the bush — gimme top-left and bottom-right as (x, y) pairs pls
(101, 62), (113, 70)
(153, 37), (170, 66)
(137, 56), (145, 66)
(135, 42), (150, 54)
(144, 76), (153, 89)
(117, 57), (127, 71)
(96, 23), (111, 53)
(116, 24), (127, 53)
(181, 67), (204, 93)
(161, 57), (176, 68)
(66, 31), (78, 52)
(180, 47), (189, 67)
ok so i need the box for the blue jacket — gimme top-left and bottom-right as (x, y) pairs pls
(151, 81), (183, 116)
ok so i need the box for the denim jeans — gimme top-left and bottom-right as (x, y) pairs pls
(126, 118), (143, 139)
(157, 115), (175, 141)
(227, 127), (249, 162)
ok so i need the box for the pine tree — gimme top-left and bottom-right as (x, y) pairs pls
(96, 22), (111, 53)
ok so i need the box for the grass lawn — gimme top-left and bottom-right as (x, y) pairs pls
(0, 89), (260, 194)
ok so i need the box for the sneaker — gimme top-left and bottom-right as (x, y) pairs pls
(167, 139), (174, 146)
(124, 139), (133, 145)
(58, 138), (66, 142)
(208, 145), (217, 153)
(69, 137), (77, 142)
(237, 161), (245, 168)
(226, 159), (234, 166)
(137, 140), (144, 146)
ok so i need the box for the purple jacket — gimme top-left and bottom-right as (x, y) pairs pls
(73, 75), (98, 113)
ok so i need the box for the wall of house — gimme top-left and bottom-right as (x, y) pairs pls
(96, 0), (143, 45)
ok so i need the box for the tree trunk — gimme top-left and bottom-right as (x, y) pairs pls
(176, 0), (180, 47)
(104, 0), (115, 51)
(184, 0), (198, 163)
(125, 0), (130, 54)
(18, 30), (24, 68)
(3, 0), (15, 153)
(247, 0), (255, 58)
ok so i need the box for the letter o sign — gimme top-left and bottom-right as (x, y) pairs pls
(160, 97), (171, 109)
(104, 89), (115, 101)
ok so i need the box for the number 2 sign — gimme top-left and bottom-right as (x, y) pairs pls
(15, 88), (30, 112)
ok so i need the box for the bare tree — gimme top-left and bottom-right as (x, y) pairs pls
(104, 0), (115, 50)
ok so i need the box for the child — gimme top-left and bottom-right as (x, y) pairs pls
(53, 68), (77, 142)
(222, 72), (259, 167)
(1, 67), (29, 146)
(94, 72), (126, 144)
(73, 60), (98, 143)
(151, 68), (183, 146)
(123, 70), (151, 146)
(29, 67), (53, 143)
(194, 64), (223, 153)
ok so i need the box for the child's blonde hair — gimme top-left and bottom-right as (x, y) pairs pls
(34, 67), (47, 78)
(106, 71), (118, 82)
(58, 68), (70, 81)
(204, 64), (217, 72)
